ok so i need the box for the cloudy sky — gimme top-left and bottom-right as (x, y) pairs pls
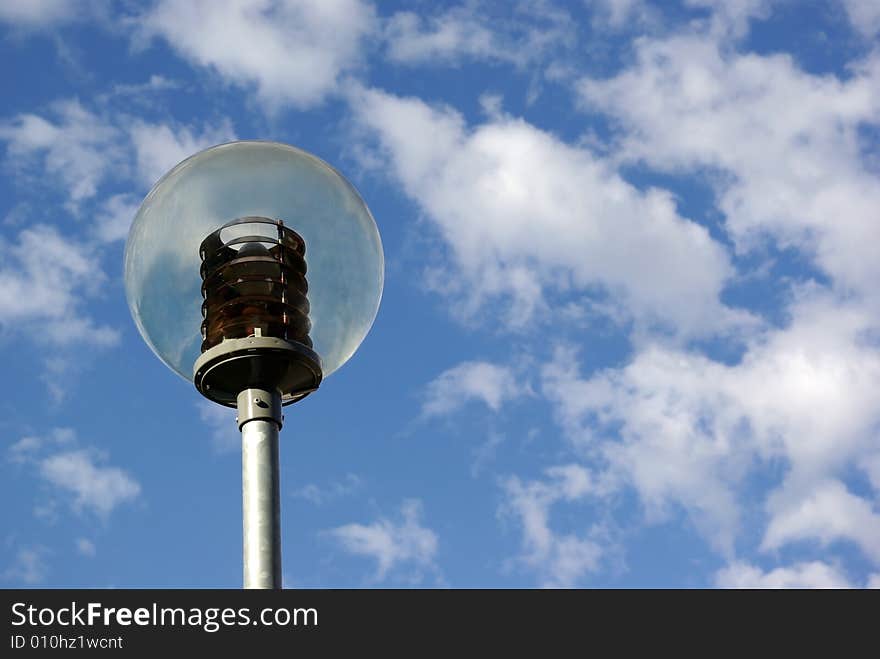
(1, 0), (879, 589)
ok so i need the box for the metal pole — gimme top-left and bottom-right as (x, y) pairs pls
(237, 388), (283, 589)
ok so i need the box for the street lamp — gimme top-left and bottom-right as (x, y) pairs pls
(124, 140), (384, 588)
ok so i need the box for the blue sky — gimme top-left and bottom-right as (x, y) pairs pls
(1, 0), (879, 589)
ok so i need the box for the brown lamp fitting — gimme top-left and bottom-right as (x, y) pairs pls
(193, 217), (322, 407)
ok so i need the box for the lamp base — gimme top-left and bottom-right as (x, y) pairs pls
(193, 336), (322, 407)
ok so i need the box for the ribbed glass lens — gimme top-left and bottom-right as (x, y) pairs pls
(199, 218), (313, 352)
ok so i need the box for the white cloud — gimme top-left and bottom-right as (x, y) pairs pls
(0, 99), (126, 208)
(715, 561), (853, 588)
(587, 0), (654, 28)
(76, 538), (96, 557)
(543, 343), (747, 555)
(2, 546), (49, 585)
(861, 452), (880, 493)
(292, 473), (362, 505)
(422, 361), (521, 417)
(541, 291), (880, 560)
(384, 4), (574, 67)
(840, 0), (880, 37)
(348, 85), (744, 337)
(326, 499), (439, 584)
(130, 119), (236, 187)
(568, 24), (880, 572)
(471, 428), (506, 476)
(501, 464), (606, 587)
(763, 480), (880, 563)
(9, 428), (142, 519)
(93, 194), (141, 244)
(683, 0), (775, 38)
(196, 400), (239, 454)
(7, 428), (74, 464)
(139, 0), (376, 111)
(107, 75), (179, 98)
(8, 437), (44, 464)
(385, 10), (499, 64)
(0, 225), (119, 347)
(0, 0), (92, 27)
(40, 450), (141, 518)
(578, 32), (880, 309)
(868, 573), (880, 589)
(0, 99), (233, 214)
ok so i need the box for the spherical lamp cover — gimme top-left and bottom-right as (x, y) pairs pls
(124, 140), (384, 383)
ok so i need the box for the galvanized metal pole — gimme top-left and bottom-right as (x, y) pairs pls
(237, 388), (283, 589)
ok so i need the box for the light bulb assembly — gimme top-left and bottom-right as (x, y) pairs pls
(193, 216), (322, 409)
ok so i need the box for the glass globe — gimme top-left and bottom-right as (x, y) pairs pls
(124, 140), (384, 383)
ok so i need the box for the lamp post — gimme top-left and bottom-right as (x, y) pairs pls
(124, 141), (384, 589)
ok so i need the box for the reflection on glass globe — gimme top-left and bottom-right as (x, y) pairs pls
(124, 140), (384, 383)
